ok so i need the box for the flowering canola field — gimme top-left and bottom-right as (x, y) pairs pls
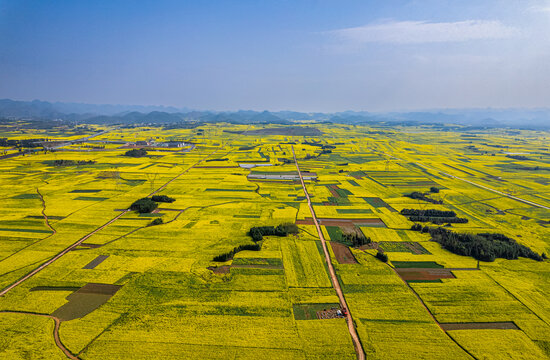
(0, 122), (548, 359)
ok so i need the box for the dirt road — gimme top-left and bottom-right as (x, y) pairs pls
(0, 210), (129, 297)
(0, 148), (220, 297)
(292, 146), (365, 360)
(0, 310), (79, 359)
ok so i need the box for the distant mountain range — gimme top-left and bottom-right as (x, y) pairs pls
(0, 98), (548, 130)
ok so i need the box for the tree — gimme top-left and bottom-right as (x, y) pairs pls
(151, 195), (175, 203)
(149, 218), (163, 226)
(130, 198), (158, 213)
(376, 251), (388, 262)
(430, 187), (440, 193)
(124, 148), (148, 157)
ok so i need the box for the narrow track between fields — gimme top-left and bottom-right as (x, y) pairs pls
(0, 310), (79, 359)
(292, 145), (366, 360)
(0, 148), (220, 297)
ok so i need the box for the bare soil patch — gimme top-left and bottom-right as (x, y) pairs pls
(207, 265), (230, 274)
(330, 242), (358, 264)
(396, 268), (456, 281)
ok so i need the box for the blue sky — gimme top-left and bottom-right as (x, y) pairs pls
(0, 0), (549, 112)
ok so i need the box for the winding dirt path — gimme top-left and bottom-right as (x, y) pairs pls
(0, 210), (130, 297)
(0, 310), (79, 359)
(0, 146), (224, 297)
(36, 188), (56, 235)
(291, 146), (365, 360)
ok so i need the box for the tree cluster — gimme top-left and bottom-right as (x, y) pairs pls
(410, 224), (543, 262)
(430, 187), (440, 193)
(0, 138), (46, 148)
(53, 159), (95, 166)
(124, 148), (148, 157)
(148, 218), (163, 226)
(401, 209), (456, 217)
(341, 228), (371, 247)
(151, 195), (175, 203)
(213, 223), (299, 262)
(506, 154), (529, 161)
(376, 251), (388, 262)
(249, 223), (299, 242)
(405, 191), (443, 204)
(408, 216), (468, 224)
(129, 198), (158, 213)
(401, 208), (468, 224)
(213, 243), (261, 262)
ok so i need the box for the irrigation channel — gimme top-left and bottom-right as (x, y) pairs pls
(292, 145), (366, 360)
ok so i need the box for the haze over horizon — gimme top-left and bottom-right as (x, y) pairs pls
(1, 0), (549, 112)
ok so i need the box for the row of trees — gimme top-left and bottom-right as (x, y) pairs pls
(411, 224), (543, 262)
(408, 216), (468, 224)
(401, 209), (456, 217)
(0, 137), (46, 148)
(249, 223), (299, 242)
(214, 224), (299, 262)
(405, 191), (443, 204)
(53, 159), (95, 166)
(506, 154), (529, 161)
(151, 195), (175, 203)
(401, 209), (468, 224)
(213, 243), (261, 262)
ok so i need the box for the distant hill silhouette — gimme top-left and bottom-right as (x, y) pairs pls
(0, 98), (548, 129)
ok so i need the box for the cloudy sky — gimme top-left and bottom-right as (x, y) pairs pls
(0, 0), (549, 112)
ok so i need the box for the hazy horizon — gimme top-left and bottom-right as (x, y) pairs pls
(1, 1), (549, 112)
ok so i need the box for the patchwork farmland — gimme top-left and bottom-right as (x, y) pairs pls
(0, 122), (549, 360)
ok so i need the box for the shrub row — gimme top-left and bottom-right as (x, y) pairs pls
(408, 216), (468, 224)
(213, 243), (261, 262)
(405, 191), (443, 204)
(213, 223), (299, 262)
(401, 209), (456, 217)
(151, 195), (175, 203)
(411, 224), (543, 262)
(124, 148), (148, 157)
(249, 223), (299, 242)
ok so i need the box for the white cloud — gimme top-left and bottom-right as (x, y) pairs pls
(329, 20), (520, 44)
(527, 3), (550, 13)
